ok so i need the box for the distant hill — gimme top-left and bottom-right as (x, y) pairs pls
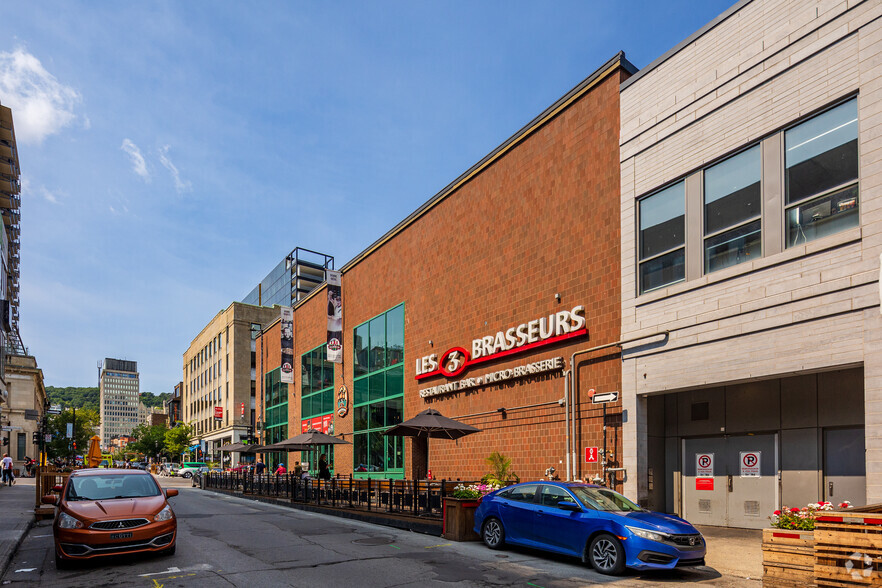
(46, 386), (171, 412)
(46, 386), (99, 412)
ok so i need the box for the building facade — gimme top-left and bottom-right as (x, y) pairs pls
(619, 0), (882, 527)
(242, 248), (333, 308)
(254, 54), (633, 485)
(182, 302), (278, 459)
(4, 354), (46, 472)
(99, 358), (140, 446)
(165, 382), (182, 426)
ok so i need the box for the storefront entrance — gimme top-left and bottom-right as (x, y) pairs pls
(683, 434), (777, 529)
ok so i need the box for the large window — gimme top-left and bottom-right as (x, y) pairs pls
(353, 304), (405, 478)
(704, 146), (762, 273)
(263, 368), (288, 469)
(638, 182), (685, 293)
(785, 99), (859, 247)
(300, 344), (335, 475)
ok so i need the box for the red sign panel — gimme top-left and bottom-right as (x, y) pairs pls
(585, 447), (598, 463)
(302, 415), (334, 434)
(695, 478), (714, 491)
(214, 406), (223, 420)
(240, 402), (245, 418)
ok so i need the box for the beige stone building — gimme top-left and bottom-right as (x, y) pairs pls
(4, 354), (46, 472)
(99, 358), (139, 446)
(620, 0), (882, 527)
(182, 302), (278, 461)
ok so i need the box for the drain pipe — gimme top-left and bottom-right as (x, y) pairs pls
(564, 330), (669, 482)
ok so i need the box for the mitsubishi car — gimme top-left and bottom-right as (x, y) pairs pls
(43, 469), (178, 567)
(473, 482), (705, 575)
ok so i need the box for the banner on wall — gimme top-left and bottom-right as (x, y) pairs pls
(326, 270), (343, 363)
(280, 306), (294, 384)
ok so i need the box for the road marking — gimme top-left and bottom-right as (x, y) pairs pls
(424, 543), (451, 549)
(151, 580), (164, 588)
(14, 568), (36, 573)
(389, 545), (401, 549)
(526, 583), (545, 588)
(139, 567), (181, 577)
(138, 564), (211, 578)
(32, 534), (53, 538)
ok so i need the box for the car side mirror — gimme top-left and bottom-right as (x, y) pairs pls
(41, 495), (57, 505)
(52, 485), (63, 492)
(558, 500), (582, 511)
(165, 489), (178, 498)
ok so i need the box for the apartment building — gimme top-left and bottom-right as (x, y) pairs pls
(99, 358), (140, 446)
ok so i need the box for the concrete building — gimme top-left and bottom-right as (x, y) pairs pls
(3, 354), (46, 473)
(99, 358), (140, 446)
(242, 248), (333, 308)
(165, 382), (182, 426)
(183, 302), (278, 460)
(619, 0), (882, 527)
(254, 54), (633, 483)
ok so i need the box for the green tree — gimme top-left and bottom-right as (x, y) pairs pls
(46, 408), (100, 460)
(139, 392), (171, 410)
(46, 386), (100, 412)
(482, 451), (519, 486)
(164, 423), (193, 458)
(127, 424), (169, 460)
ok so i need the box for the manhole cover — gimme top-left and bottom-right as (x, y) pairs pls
(353, 537), (394, 546)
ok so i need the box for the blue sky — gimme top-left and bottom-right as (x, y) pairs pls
(1, 1), (735, 394)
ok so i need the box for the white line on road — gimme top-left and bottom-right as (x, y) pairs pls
(138, 567), (181, 577)
(14, 568), (37, 573)
(138, 564), (212, 577)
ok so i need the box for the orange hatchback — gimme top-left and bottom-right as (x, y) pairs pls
(42, 469), (178, 567)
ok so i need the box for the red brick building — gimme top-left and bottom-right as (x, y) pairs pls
(256, 54), (632, 486)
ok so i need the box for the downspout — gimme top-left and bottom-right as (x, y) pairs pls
(565, 330), (669, 481)
(563, 370), (571, 481)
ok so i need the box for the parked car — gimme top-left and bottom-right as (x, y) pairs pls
(178, 462), (208, 478)
(473, 482), (705, 575)
(42, 468), (178, 568)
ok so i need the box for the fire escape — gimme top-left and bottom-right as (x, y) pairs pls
(0, 105), (26, 357)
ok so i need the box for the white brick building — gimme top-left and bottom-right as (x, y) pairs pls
(620, 0), (882, 527)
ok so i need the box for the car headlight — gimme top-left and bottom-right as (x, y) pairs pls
(154, 505), (174, 522)
(625, 525), (669, 543)
(58, 511), (84, 529)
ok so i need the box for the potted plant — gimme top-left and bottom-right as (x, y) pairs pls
(762, 501), (852, 587)
(442, 483), (500, 541)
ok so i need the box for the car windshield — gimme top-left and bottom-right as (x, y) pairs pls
(66, 474), (161, 501)
(569, 486), (643, 512)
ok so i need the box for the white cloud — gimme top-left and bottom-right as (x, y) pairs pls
(0, 48), (81, 145)
(120, 138), (150, 181)
(158, 145), (191, 194)
(21, 176), (62, 204)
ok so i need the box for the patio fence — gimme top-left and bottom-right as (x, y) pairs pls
(204, 472), (472, 518)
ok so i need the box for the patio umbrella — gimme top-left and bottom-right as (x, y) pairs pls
(87, 435), (103, 468)
(218, 442), (247, 452)
(384, 408), (481, 478)
(270, 429), (350, 472)
(260, 441), (309, 452)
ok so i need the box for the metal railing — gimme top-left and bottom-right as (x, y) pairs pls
(203, 473), (470, 518)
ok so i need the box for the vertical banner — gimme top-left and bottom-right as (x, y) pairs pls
(326, 270), (343, 363)
(280, 306), (294, 384)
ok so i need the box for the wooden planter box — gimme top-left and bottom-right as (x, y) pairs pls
(814, 512), (882, 587)
(442, 497), (480, 541)
(762, 528), (815, 587)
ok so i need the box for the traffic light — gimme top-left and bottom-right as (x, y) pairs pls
(2, 438), (8, 446)
(72, 441), (77, 451)
(32, 431), (40, 445)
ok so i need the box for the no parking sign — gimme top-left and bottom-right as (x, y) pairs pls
(740, 451), (761, 477)
(696, 453), (714, 477)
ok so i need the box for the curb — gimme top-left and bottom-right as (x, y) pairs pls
(0, 516), (36, 579)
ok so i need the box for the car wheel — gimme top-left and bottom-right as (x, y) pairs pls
(588, 534), (626, 575)
(482, 517), (505, 550)
(55, 550), (71, 570)
(182, 472), (191, 478)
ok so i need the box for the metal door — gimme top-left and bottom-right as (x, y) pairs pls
(726, 434), (777, 529)
(683, 434), (777, 528)
(824, 427), (866, 507)
(683, 437), (728, 526)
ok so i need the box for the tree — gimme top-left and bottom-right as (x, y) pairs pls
(164, 423), (193, 458)
(46, 408), (100, 460)
(139, 392), (171, 410)
(45, 386), (100, 412)
(127, 424), (169, 460)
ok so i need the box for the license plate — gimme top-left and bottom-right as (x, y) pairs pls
(109, 532), (133, 540)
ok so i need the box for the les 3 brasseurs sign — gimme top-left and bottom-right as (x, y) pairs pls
(415, 305), (587, 398)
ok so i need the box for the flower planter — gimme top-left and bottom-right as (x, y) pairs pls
(442, 497), (481, 542)
(814, 511), (882, 585)
(762, 528), (815, 587)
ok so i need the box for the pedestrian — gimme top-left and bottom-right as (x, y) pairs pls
(293, 461), (303, 479)
(1, 453), (14, 486)
(255, 459), (266, 475)
(23, 456), (33, 477)
(318, 454), (331, 480)
(274, 463), (287, 475)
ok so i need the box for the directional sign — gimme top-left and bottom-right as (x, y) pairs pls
(47, 405), (62, 415)
(585, 447), (599, 463)
(0, 426), (22, 431)
(590, 391), (619, 404)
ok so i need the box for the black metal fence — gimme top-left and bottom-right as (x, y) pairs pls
(203, 473), (470, 518)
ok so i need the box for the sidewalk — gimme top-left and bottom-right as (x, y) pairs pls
(0, 477), (37, 578)
(697, 524), (763, 581)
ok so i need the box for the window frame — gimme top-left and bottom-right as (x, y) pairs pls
(637, 180), (687, 294)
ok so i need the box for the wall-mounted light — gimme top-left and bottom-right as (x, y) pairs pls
(554, 293), (561, 302)
(429, 340), (433, 347)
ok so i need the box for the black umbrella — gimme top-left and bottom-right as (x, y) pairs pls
(218, 442), (248, 452)
(384, 409), (481, 478)
(268, 429), (350, 473)
(238, 444), (265, 454)
(261, 441), (310, 452)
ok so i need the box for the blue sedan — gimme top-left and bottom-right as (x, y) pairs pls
(473, 482), (705, 575)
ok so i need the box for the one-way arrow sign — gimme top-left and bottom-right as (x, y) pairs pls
(591, 391), (619, 404)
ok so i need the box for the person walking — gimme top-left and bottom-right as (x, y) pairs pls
(1, 453), (14, 486)
(255, 459), (266, 476)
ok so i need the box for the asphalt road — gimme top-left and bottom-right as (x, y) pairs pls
(1, 480), (759, 587)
